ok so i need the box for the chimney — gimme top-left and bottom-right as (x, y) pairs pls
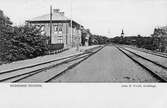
(0, 10), (3, 17)
(53, 9), (60, 13)
(59, 12), (64, 16)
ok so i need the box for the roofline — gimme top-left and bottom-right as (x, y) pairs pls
(26, 20), (70, 23)
(26, 20), (83, 27)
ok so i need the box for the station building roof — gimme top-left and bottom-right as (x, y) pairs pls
(26, 9), (83, 28)
(28, 13), (69, 22)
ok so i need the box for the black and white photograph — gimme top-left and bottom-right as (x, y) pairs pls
(0, 0), (167, 108)
(0, 0), (167, 83)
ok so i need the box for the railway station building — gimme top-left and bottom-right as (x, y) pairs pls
(26, 9), (83, 48)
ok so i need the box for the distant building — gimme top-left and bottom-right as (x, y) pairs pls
(26, 9), (83, 48)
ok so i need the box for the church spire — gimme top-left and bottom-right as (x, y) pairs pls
(121, 29), (124, 37)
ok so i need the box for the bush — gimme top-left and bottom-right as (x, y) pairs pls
(1, 24), (48, 62)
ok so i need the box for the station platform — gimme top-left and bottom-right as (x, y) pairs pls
(0, 45), (100, 73)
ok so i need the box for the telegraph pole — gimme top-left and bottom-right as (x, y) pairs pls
(50, 5), (53, 44)
(70, 0), (73, 48)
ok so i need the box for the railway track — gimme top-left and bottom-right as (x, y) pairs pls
(125, 45), (167, 58)
(116, 45), (167, 82)
(0, 46), (104, 83)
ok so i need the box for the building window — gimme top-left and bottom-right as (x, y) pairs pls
(57, 36), (63, 43)
(58, 23), (63, 34)
(58, 26), (63, 34)
(54, 24), (59, 34)
(54, 23), (63, 34)
(57, 39), (63, 43)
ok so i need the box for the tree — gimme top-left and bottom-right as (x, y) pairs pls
(3, 25), (48, 62)
(0, 10), (13, 63)
(88, 34), (109, 45)
(0, 10), (48, 62)
(151, 27), (167, 51)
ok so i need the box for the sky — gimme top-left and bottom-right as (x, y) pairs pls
(0, 0), (167, 37)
